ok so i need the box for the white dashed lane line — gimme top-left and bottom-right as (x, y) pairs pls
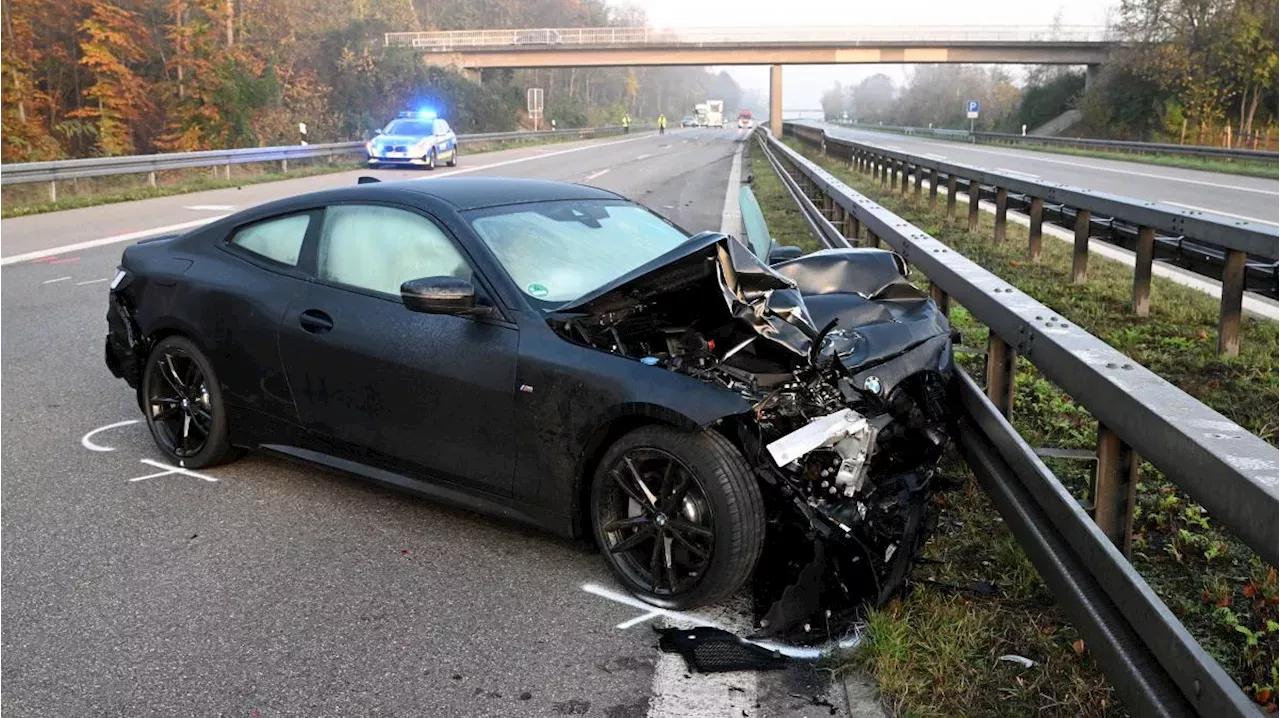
(1162, 201), (1279, 226)
(42, 276), (72, 284)
(584, 168), (610, 181)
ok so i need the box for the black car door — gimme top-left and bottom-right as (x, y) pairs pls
(277, 202), (519, 495)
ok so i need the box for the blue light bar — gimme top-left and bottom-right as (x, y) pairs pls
(418, 109), (437, 119)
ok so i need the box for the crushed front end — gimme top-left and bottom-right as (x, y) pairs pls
(552, 233), (956, 642)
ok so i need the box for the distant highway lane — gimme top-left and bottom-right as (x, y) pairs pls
(0, 127), (851, 717)
(801, 121), (1279, 225)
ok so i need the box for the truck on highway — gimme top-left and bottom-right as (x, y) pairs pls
(706, 100), (724, 128)
(694, 103), (709, 126)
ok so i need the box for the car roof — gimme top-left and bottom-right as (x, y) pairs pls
(387, 176), (626, 210)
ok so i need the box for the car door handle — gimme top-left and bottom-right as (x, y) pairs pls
(299, 309), (333, 334)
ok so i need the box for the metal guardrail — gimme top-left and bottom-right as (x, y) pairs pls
(785, 121), (1279, 355)
(0, 126), (633, 201)
(828, 121), (1279, 161)
(753, 127), (1278, 718)
(385, 25), (1116, 50)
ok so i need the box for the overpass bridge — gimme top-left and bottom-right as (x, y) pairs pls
(385, 25), (1119, 134)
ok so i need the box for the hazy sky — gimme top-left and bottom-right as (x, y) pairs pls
(623, 0), (1120, 107)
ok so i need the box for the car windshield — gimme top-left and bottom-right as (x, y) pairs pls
(465, 199), (691, 307)
(382, 120), (433, 135)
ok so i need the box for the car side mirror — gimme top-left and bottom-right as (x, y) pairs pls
(401, 277), (494, 318)
(768, 244), (804, 264)
(373, 129), (383, 136)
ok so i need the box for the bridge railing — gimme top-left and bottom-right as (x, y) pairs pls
(783, 121), (1279, 355)
(753, 126), (1278, 718)
(385, 25), (1115, 50)
(0, 125), (631, 202)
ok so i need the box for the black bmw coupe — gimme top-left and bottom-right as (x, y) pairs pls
(104, 176), (954, 636)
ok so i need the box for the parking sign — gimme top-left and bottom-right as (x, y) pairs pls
(966, 100), (980, 119)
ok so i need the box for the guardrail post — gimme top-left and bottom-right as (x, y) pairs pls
(1217, 249), (1246, 357)
(946, 176), (957, 220)
(48, 181), (57, 203)
(844, 214), (861, 243)
(967, 181), (980, 232)
(985, 331), (1016, 418)
(1028, 198), (1044, 261)
(867, 231), (880, 248)
(928, 168), (938, 206)
(900, 161), (909, 196)
(1093, 424), (1139, 555)
(1132, 226), (1155, 315)
(147, 171), (157, 188)
(994, 187), (1008, 242)
(224, 164), (231, 180)
(1072, 210), (1091, 283)
(929, 282), (951, 317)
(913, 165), (922, 200)
(880, 159), (888, 188)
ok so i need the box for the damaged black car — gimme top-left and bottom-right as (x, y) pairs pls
(103, 177), (954, 640)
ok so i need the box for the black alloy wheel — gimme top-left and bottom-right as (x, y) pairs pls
(600, 448), (715, 598)
(591, 426), (765, 609)
(141, 335), (241, 468)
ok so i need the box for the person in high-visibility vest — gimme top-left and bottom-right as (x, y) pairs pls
(658, 114), (666, 134)
(622, 115), (630, 133)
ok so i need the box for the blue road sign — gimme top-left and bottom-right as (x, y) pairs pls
(967, 100), (980, 114)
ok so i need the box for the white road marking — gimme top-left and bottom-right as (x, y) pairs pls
(130, 458), (218, 483)
(81, 419), (142, 452)
(923, 152), (948, 161)
(996, 167), (1040, 179)
(1161, 201), (1279, 226)
(410, 134), (652, 180)
(42, 276), (72, 284)
(720, 139), (745, 236)
(636, 153), (652, 160)
(2, 217), (228, 266)
(184, 204), (235, 211)
(76, 277), (110, 285)
(584, 168), (610, 181)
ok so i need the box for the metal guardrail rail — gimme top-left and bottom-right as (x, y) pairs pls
(0, 126), (632, 201)
(785, 121), (1280, 355)
(827, 121), (1279, 161)
(385, 25), (1116, 50)
(752, 127), (1278, 718)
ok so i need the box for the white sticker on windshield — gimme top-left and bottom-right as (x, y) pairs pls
(527, 282), (549, 298)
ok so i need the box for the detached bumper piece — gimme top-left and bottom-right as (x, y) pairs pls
(656, 626), (789, 673)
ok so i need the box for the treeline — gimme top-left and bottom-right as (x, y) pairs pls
(821, 0), (1278, 145)
(0, 0), (743, 162)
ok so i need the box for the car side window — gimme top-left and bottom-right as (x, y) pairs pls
(433, 120), (449, 135)
(229, 213), (310, 267)
(316, 204), (473, 297)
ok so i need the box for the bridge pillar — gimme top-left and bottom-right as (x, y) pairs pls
(769, 65), (783, 136)
(1085, 64), (1101, 90)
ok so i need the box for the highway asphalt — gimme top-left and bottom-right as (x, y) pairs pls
(1, 128), (856, 717)
(801, 121), (1280, 225)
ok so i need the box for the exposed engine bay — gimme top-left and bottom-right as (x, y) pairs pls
(552, 232), (956, 644)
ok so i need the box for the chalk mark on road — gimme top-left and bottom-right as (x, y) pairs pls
(82, 419), (142, 452)
(129, 458), (218, 483)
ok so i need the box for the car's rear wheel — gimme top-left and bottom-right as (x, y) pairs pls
(141, 335), (241, 469)
(590, 425), (764, 609)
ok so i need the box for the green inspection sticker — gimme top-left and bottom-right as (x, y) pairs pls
(527, 282), (549, 298)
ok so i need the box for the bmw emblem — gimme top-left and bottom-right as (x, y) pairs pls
(863, 376), (883, 395)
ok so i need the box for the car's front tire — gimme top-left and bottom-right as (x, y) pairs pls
(140, 335), (242, 469)
(446, 146), (457, 167)
(426, 148), (437, 170)
(590, 425), (764, 609)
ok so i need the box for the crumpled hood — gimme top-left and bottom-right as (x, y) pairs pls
(555, 233), (950, 371)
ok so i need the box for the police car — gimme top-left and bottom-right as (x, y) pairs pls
(365, 110), (458, 169)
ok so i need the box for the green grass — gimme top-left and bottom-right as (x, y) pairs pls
(757, 136), (1280, 715)
(0, 131), (612, 219)
(743, 141), (822, 254)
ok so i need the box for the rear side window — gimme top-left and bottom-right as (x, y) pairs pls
(229, 214), (309, 267)
(317, 204), (472, 297)
(433, 119), (450, 135)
